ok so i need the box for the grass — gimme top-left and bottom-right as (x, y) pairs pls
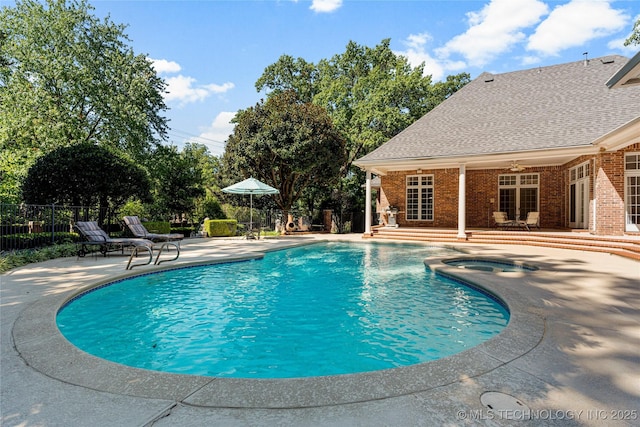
(0, 243), (79, 274)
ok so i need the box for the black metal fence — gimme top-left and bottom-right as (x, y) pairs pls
(0, 203), (120, 251)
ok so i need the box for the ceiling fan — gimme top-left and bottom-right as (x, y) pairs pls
(508, 161), (526, 172)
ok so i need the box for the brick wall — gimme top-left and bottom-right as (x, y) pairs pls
(593, 143), (640, 235)
(377, 145), (637, 234)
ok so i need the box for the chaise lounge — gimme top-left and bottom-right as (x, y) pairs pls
(74, 220), (179, 269)
(123, 216), (184, 247)
(74, 221), (154, 257)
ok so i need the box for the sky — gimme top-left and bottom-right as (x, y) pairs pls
(84, 0), (640, 156)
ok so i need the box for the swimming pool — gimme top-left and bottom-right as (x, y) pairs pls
(57, 242), (509, 378)
(443, 258), (538, 272)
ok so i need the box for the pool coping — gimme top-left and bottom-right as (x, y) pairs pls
(12, 243), (546, 409)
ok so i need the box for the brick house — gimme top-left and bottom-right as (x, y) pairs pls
(354, 53), (640, 237)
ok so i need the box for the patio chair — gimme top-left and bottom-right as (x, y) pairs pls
(74, 220), (180, 269)
(518, 211), (540, 231)
(74, 220), (154, 257)
(493, 211), (517, 230)
(122, 216), (184, 246)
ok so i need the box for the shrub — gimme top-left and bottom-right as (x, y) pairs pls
(204, 219), (237, 237)
(0, 243), (78, 273)
(1, 232), (77, 251)
(142, 221), (171, 234)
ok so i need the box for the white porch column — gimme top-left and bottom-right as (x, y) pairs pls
(457, 164), (467, 239)
(364, 170), (372, 235)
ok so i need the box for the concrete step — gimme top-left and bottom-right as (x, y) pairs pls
(368, 228), (640, 261)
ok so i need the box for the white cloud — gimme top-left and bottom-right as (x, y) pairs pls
(149, 58), (235, 106)
(527, 0), (629, 56)
(395, 32), (467, 81)
(608, 37), (640, 56)
(164, 75), (235, 106)
(193, 112), (237, 156)
(310, 0), (342, 13)
(436, 0), (548, 67)
(150, 58), (181, 74)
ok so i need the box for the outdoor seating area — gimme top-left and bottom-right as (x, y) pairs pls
(74, 220), (154, 257)
(74, 220), (180, 269)
(493, 211), (540, 231)
(123, 215), (184, 246)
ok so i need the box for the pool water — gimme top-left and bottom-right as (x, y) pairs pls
(444, 259), (538, 272)
(57, 242), (509, 378)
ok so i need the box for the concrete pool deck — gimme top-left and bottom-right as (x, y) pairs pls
(1, 234), (639, 426)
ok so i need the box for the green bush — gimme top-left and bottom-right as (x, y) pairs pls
(204, 219), (237, 237)
(0, 243), (78, 273)
(142, 221), (171, 234)
(1, 232), (77, 250)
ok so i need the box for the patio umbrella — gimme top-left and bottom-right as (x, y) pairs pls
(222, 177), (279, 233)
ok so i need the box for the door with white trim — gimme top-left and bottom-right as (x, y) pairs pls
(498, 174), (539, 221)
(569, 162), (590, 229)
(625, 154), (640, 232)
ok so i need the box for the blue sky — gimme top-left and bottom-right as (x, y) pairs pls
(86, 0), (640, 156)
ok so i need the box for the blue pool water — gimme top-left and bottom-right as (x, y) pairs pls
(444, 259), (538, 272)
(57, 242), (509, 378)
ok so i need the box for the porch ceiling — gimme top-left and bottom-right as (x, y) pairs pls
(360, 146), (595, 176)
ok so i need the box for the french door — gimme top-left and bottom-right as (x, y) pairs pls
(569, 162), (590, 229)
(498, 174), (539, 221)
(625, 154), (640, 232)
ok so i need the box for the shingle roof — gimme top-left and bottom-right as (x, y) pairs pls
(357, 55), (640, 163)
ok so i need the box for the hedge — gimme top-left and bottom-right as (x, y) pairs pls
(204, 219), (237, 237)
(0, 232), (77, 251)
(141, 221), (171, 234)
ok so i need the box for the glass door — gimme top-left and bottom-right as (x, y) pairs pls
(569, 162), (590, 229)
(625, 154), (640, 232)
(499, 174), (539, 221)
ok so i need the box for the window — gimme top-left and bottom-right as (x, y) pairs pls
(406, 175), (433, 221)
(498, 174), (539, 220)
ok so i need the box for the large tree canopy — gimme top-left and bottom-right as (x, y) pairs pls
(0, 0), (169, 203)
(256, 39), (471, 173)
(22, 143), (151, 212)
(222, 90), (347, 221)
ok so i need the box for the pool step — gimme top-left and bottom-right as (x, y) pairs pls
(366, 228), (640, 261)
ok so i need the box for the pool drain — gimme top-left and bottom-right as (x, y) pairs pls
(480, 391), (530, 420)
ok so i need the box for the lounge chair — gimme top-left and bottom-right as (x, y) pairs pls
(74, 221), (179, 269)
(518, 211), (540, 231)
(123, 216), (184, 246)
(74, 220), (154, 257)
(493, 211), (517, 230)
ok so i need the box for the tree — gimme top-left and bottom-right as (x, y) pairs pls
(222, 91), (347, 225)
(254, 40), (470, 231)
(146, 145), (205, 221)
(625, 18), (640, 46)
(257, 39), (471, 173)
(0, 0), (169, 202)
(22, 143), (151, 223)
(255, 54), (319, 103)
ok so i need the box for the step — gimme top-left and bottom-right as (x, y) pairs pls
(368, 229), (640, 261)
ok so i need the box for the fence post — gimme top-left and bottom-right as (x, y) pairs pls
(51, 203), (55, 245)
